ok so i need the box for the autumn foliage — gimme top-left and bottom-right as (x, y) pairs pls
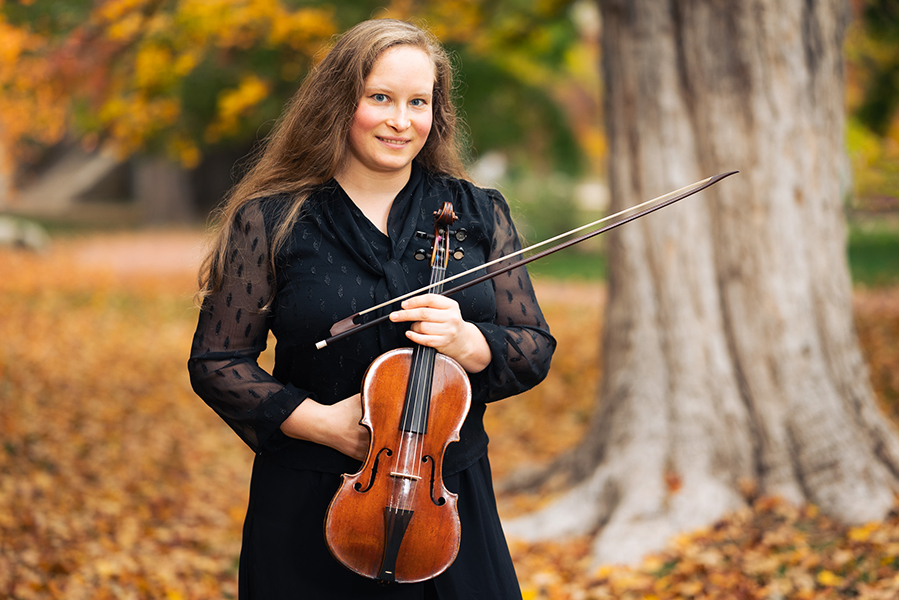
(2, 232), (899, 599)
(0, 0), (337, 168)
(0, 0), (597, 177)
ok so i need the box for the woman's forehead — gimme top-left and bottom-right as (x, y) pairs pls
(365, 45), (436, 88)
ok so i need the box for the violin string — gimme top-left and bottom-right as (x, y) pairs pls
(391, 236), (446, 511)
(411, 350), (426, 488)
(394, 346), (418, 510)
(412, 238), (446, 485)
(414, 234), (447, 489)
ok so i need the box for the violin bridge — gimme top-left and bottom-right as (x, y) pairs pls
(389, 472), (421, 481)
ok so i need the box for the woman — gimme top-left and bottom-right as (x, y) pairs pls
(188, 18), (555, 599)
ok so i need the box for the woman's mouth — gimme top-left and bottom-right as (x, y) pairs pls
(377, 137), (409, 148)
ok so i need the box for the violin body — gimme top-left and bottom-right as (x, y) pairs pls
(325, 347), (472, 583)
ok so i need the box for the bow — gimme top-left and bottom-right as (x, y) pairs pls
(315, 171), (738, 350)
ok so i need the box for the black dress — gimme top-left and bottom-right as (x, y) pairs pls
(188, 162), (555, 599)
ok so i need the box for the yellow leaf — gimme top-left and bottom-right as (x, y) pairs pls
(848, 522), (878, 542)
(817, 570), (843, 587)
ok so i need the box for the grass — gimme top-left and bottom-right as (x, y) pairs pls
(525, 250), (607, 281)
(848, 219), (899, 287)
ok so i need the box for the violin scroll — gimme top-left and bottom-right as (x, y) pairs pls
(428, 202), (458, 269)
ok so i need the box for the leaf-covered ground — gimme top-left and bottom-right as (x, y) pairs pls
(2, 231), (898, 599)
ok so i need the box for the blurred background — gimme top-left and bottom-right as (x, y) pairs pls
(1, 1), (898, 599)
(0, 0), (896, 281)
(0, 0), (606, 255)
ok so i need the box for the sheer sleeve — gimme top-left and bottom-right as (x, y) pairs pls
(472, 190), (556, 401)
(187, 201), (306, 453)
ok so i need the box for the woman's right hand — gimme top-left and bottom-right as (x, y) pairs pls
(279, 393), (371, 461)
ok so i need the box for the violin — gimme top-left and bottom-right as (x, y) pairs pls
(321, 172), (740, 582)
(324, 202), (472, 583)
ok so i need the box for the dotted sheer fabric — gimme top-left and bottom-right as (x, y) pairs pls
(188, 165), (555, 471)
(188, 203), (301, 453)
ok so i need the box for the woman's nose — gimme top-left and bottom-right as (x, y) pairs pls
(387, 106), (411, 130)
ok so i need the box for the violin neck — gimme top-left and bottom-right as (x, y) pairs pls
(400, 345), (436, 434)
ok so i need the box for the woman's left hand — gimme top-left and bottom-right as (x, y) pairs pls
(389, 293), (491, 373)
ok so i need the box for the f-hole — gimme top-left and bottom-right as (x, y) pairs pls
(355, 447), (392, 493)
(421, 455), (446, 506)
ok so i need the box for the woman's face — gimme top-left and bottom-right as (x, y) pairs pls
(344, 45), (435, 180)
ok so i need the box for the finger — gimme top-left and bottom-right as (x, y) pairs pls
(400, 293), (456, 310)
(409, 320), (449, 336)
(390, 307), (445, 324)
(405, 329), (443, 348)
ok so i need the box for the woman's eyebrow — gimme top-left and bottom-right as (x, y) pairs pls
(364, 84), (433, 97)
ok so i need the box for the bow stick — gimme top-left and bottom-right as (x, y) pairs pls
(315, 170), (738, 350)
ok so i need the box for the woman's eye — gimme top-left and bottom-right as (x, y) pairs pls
(372, 94), (388, 102)
(410, 98), (427, 107)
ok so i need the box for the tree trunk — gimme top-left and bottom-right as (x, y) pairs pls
(0, 143), (10, 209)
(505, 0), (899, 566)
(133, 156), (196, 224)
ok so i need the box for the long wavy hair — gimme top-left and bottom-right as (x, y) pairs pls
(197, 18), (467, 303)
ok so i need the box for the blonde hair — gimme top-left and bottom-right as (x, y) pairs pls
(197, 18), (467, 303)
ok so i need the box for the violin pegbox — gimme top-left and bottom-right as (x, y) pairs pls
(414, 202), (466, 262)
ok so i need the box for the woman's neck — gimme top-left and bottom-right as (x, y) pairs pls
(335, 166), (411, 234)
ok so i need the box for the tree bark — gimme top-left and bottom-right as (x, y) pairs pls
(505, 0), (899, 566)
